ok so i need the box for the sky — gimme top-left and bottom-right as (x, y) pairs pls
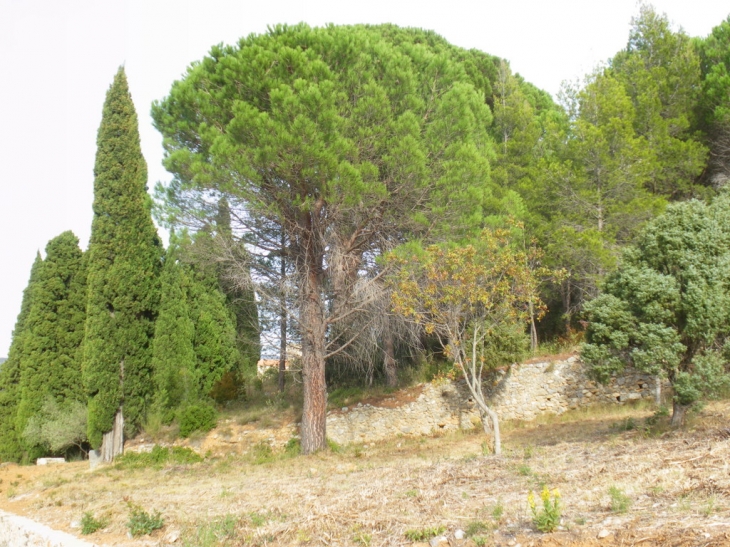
(0, 0), (728, 356)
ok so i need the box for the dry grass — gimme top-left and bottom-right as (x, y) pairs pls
(0, 401), (729, 547)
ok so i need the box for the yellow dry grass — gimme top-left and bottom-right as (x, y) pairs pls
(0, 400), (729, 547)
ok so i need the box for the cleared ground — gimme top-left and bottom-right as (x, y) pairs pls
(0, 396), (728, 547)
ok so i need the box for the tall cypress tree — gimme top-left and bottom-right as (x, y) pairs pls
(83, 67), (162, 461)
(0, 253), (42, 462)
(15, 232), (87, 448)
(151, 235), (196, 416)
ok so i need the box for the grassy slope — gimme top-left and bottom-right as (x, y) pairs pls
(0, 396), (728, 546)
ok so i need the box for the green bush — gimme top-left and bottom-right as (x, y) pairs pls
(81, 512), (109, 535)
(127, 503), (164, 537)
(115, 445), (202, 469)
(179, 404), (217, 437)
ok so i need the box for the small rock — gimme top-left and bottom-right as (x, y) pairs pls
(429, 536), (449, 547)
(165, 529), (181, 543)
(597, 529), (611, 539)
(69, 520), (80, 529)
(454, 529), (465, 540)
(507, 541), (516, 546)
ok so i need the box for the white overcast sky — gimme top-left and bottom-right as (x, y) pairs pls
(0, 0), (728, 356)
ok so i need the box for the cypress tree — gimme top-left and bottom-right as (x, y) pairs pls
(15, 232), (87, 448)
(0, 253), (42, 462)
(151, 232), (237, 416)
(83, 67), (162, 460)
(151, 235), (196, 416)
(188, 259), (238, 397)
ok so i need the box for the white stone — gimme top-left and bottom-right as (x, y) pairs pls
(36, 457), (65, 466)
(454, 529), (465, 539)
(597, 529), (611, 539)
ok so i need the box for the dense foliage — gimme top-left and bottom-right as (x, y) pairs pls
(83, 67), (164, 450)
(582, 197), (730, 424)
(15, 232), (87, 453)
(4, 7), (730, 463)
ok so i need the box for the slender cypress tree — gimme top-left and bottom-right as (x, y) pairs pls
(151, 235), (196, 416)
(0, 253), (42, 462)
(15, 232), (87, 448)
(83, 67), (162, 461)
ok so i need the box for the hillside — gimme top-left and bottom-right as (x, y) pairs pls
(0, 393), (728, 547)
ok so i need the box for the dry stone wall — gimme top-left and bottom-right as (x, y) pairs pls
(327, 355), (662, 445)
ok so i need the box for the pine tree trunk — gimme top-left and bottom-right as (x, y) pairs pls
(299, 261), (327, 455)
(384, 330), (398, 388)
(100, 406), (124, 463)
(670, 400), (688, 427)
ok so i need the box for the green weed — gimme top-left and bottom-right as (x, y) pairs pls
(80, 512), (109, 535)
(126, 503), (164, 537)
(608, 486), (631, 513)
(404, 526), (446, 541)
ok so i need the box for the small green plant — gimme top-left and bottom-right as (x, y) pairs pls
(472, 536), (488, 547)
(575, 517), (586, 525)
(491, 500), (504, 521)
(80, 512), (109, 535)
(327, 438), (343, 453)
(127, 503), (164, 537)
(249, 511), (268, 527)
(614, 417), (638, 431)
(284, 437), (301, 456)
(703, 495), (717, 516)
(353, 531), (372, 546)
(248, 442), (274, 465)
(518, 464), (532, 476)
(183, 515), (237, 547)
(608, 486), (631, 513)
(404, 526), (446, 541)
(179, 403), (217, 438)
(528, 486), (561, 533)
(465, 520), (488, 536)
(404, 489), (418, 498)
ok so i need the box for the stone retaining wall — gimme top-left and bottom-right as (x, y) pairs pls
(327, 355), (662, 445)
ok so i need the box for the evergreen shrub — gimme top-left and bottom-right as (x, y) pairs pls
(178, 404), (217, 437)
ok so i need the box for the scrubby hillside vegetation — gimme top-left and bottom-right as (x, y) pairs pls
(2, 5), (730, 463)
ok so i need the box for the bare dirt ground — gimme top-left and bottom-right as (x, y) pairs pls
(0, 398), (728, 547)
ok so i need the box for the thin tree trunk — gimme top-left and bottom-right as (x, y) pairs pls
(486, 406), (501, 455)
(100, 406), (124, 463)
(278, 233), (287, 393)
(299, 261), (327, 455)
(528, 300), (538, 353)
(384, 328), (398, 388)
(654, 376), (662, 405)
(563, 281), (572, 335)
(670, 400), (688, 427)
